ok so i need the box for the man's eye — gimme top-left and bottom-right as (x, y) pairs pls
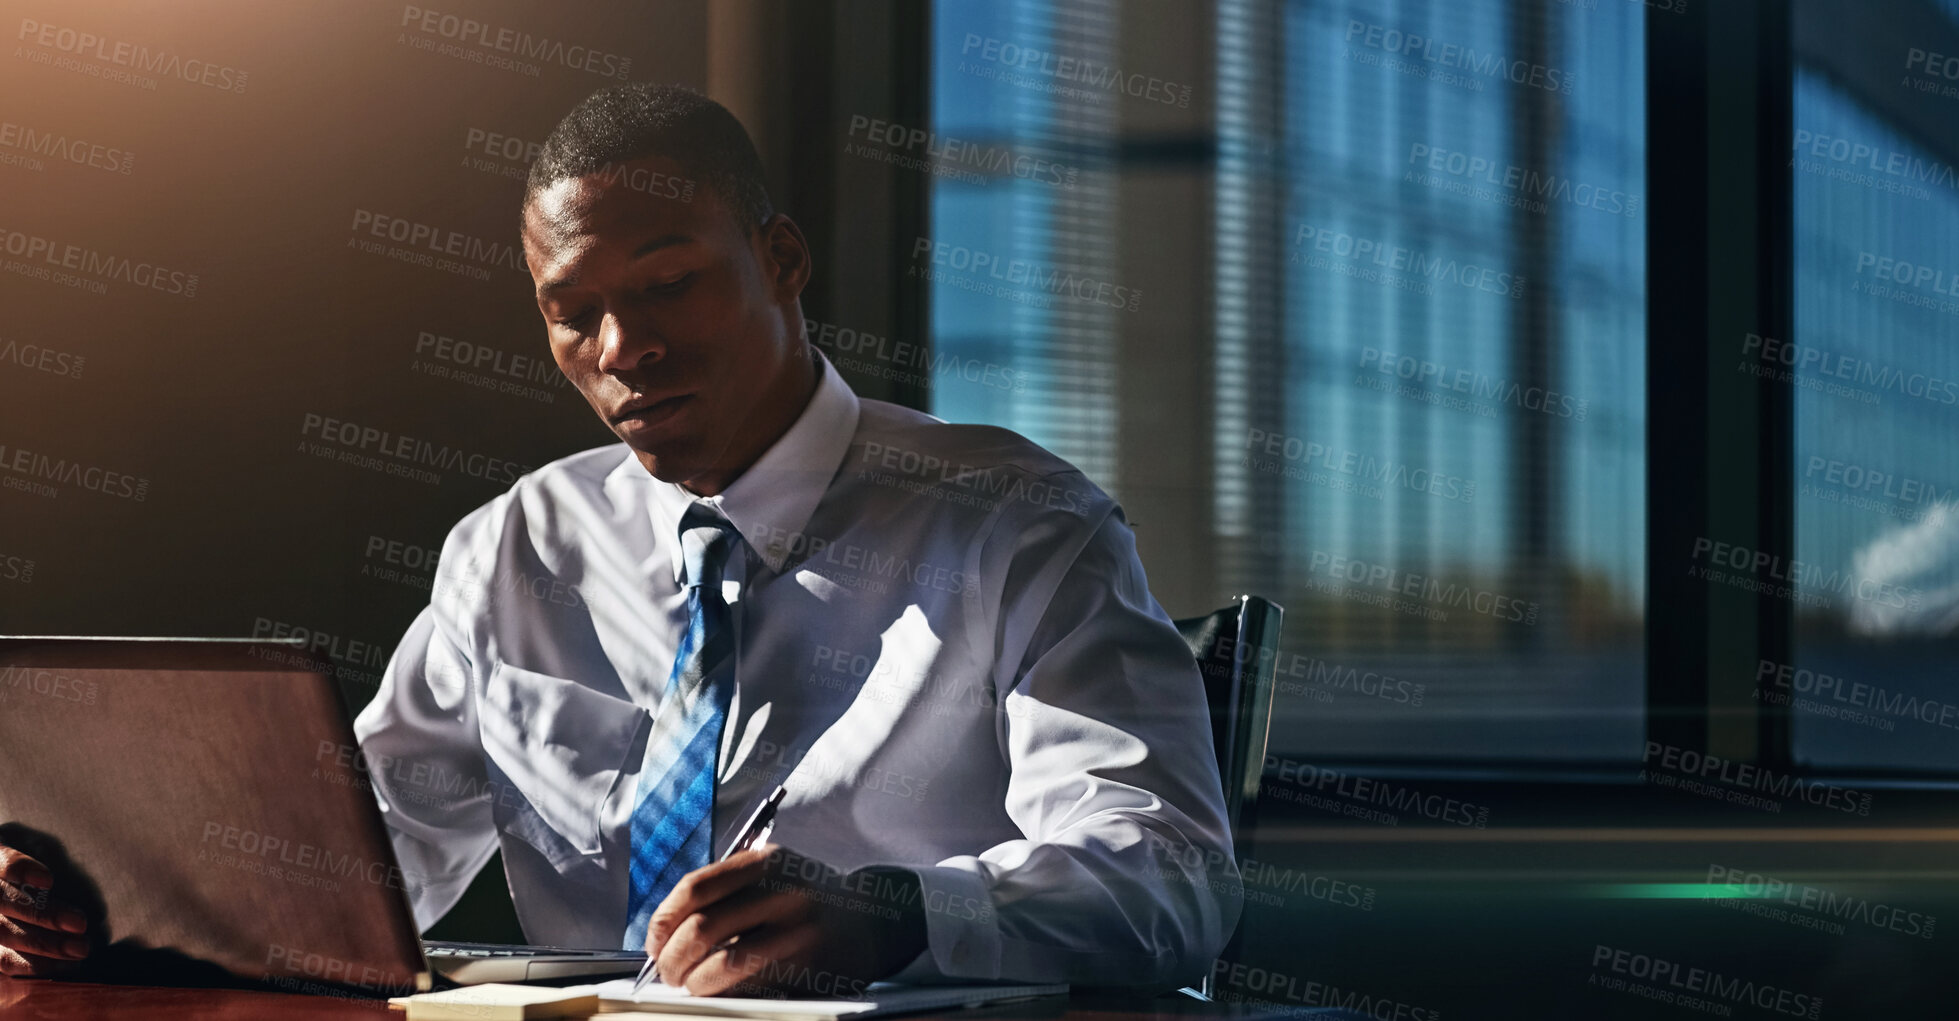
(553, 309), (596, 330)
(645, 273), (693, 296)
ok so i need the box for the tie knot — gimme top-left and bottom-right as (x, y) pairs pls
(678, 505), (739, 591)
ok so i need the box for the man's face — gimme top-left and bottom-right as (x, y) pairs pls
(522, 155), (806, 486)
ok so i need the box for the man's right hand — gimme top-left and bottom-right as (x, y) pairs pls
(0, 846), (89, 977)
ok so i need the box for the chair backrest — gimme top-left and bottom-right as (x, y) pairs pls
(1172, 594), (1284, 854)
(1170, 594), (1283, 1000)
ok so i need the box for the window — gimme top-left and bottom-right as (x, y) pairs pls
(928, 0), (1646, 763)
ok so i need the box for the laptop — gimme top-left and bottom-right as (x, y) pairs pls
(0, 636), (646, 995)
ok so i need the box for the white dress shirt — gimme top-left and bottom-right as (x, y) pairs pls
(352, 352), (1242, 988)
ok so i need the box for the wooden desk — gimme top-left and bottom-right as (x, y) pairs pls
(0, 979), (394, 1018)
(0, 981), (1307, 1021)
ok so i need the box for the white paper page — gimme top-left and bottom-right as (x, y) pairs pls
(591, 978), (875, 1016)
(591, 978), (1067, 1019)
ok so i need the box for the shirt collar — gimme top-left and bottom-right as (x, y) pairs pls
(641, 351), (860, 584)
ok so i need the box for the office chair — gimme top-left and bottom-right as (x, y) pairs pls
(1168, 594), (1284, 1000)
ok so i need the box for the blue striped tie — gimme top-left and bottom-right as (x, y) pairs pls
(624, 504), (740, 950)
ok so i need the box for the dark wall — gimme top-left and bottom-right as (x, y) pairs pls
(0, 0), (945, 670)
(0, 1), (711, 676)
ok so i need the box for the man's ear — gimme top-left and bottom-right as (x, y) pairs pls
(758, 213), (812, 301)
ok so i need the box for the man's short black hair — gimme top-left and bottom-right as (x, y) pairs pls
(524, 83), (774, 230)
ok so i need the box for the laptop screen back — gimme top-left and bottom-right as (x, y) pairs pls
(0, 637), (428, 995)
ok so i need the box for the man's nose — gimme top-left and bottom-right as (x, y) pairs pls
(595, 312), (666, 375)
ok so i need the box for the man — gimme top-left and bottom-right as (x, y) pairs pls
(0, 84), (1239, 994)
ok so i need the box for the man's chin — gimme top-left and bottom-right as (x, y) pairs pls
(618, 436), (707, 486)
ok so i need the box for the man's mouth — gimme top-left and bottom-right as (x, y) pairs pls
(611, 393), (694, 430)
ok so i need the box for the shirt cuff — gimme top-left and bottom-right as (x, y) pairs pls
(880, 862), (1001, 981)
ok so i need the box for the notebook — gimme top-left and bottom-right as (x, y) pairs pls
(588, 978), (1069, 1020)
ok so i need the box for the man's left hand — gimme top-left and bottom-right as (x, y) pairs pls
(645, 844), (928, 996)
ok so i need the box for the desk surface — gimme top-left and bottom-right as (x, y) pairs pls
(0, 981), (1310, 1021)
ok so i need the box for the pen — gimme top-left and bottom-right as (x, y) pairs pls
(631, 783), (788, 994)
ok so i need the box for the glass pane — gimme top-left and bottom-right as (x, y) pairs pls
(1790, 4), (1959, 770)
(927, 0), (1125, 486)
(928, 0), (1646, 762)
